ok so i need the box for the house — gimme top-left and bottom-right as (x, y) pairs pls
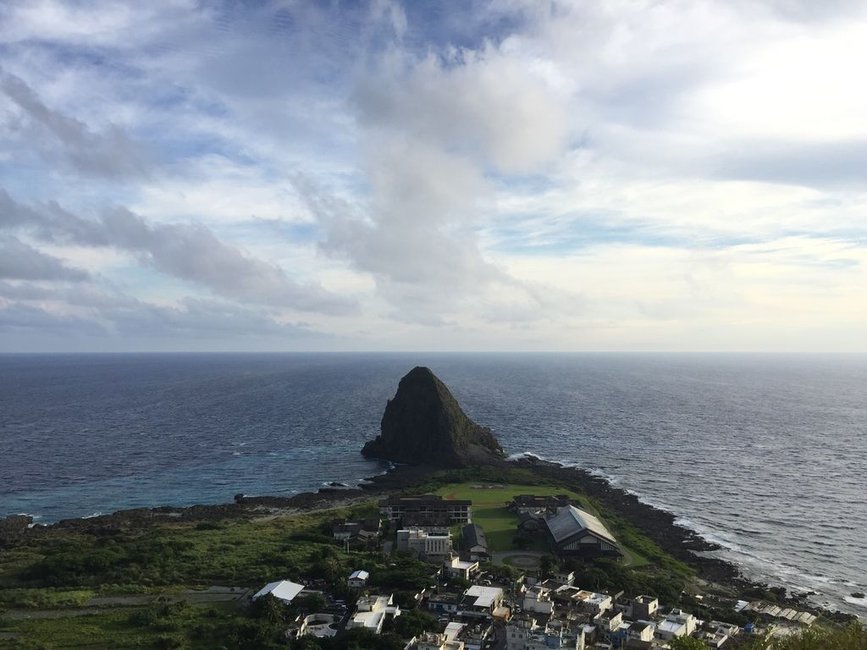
(291, 613), (340, 639)
(427, 592), (462, 615)
(397, 527), (452, 560)
(380, 495), (472, 526)
(553, 569), (576, 586)
(553, 586), (613, 616)
(349, 594), (401, 634)
(506, 616), (585, 650)
(462, 585), (504, 617)
(348, 569), (369, 588)
(459, 622), (492, 650)
(522, 584), (554, 614)
(630, 595), (659, 621)
(655, 609), (697, 641)
(251, 579), (305, 604)
(444, 556), (480, 580)
(544, 506), (621, 558)
(333, 518), (381, 543)
(461, 524), (490, 561)
(593, 610), (624, 643)
(627, 621), (655, 644)
(415, 621), (466, 650)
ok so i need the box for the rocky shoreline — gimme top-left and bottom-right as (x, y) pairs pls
(1, 458), (855, 623)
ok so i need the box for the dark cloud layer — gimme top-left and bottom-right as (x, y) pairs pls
(0, 237), (89, 281)
(0, 69), (151, 179)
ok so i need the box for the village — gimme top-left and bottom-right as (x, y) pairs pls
(250, 492), (819, 650)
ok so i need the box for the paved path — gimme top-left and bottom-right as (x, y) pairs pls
(491, 550), (544, 569)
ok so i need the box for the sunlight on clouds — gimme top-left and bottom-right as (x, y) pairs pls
(1, 0), (866, 351)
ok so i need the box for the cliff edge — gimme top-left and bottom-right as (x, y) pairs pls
(361, 366), (505, 468)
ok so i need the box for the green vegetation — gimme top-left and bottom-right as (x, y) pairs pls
(669, 637), (707, 650)
(0, 467), (795, 648)
(0, 588), (94, 610)
(742, 621), (867, 649)
(0, 501), (440, 648)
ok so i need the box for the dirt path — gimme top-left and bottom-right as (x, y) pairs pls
(2, 587), (249, 620)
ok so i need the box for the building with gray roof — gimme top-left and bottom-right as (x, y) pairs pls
(544, 505), (621, 558)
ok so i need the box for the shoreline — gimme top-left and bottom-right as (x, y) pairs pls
(1, 459), (857, 623)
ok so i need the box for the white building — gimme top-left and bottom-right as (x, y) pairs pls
(593, 610), (623, 642)
(415, 622), (466, 650)
(444, 557), (480, 580)
(251, 579), (305, 604)
(655, 609), (697, 641)
(348, 569), (369, 588)
(397, 527), (452, 560)
(350, 594), (401, 634)
(463, 585), (504, 616)
(506, 617), (584, 650)
(522, 584), (554, 615)
(554, 587), (612, 616)
(627, 621), (655, 643)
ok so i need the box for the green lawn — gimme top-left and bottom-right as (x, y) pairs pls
(434, 483), (589, 552)
(433, 482), (652, 568)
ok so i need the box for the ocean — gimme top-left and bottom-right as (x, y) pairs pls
(1, 352), (865, 615)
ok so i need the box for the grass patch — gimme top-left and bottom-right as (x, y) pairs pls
(433, 482), (585, 552)
(0, 587), (95, 610)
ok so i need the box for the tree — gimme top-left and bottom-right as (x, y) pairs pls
(741, 621), (867, 650)
(670, 637), (706, 650)
(539, 554), (556, 579)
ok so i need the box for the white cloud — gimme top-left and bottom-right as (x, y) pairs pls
(1, 0), (866, 350)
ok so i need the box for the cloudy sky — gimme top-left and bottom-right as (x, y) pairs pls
(1, 0), (866, 352)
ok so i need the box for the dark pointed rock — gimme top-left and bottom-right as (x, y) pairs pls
(361, 366), (505, 468)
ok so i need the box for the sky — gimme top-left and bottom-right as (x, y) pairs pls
(1, 0), (866, 353)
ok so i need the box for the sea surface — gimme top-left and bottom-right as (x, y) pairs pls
(1, 353), (865, 615)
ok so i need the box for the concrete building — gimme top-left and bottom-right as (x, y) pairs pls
(415, 622), (466, 650)
(397, 527), (452, 560)
(553, 586), (613, 616)
(627, 621), (655, 644)
(506, 616), (585, 650)
(509, 494), (572, 515)
(381, 495), (472, 526)
(630, 595), (659, 621)
(292, 613), (340, 639)
(350, 594), (401, 634)
(427, 592), (462, 615)
(522, 584), (554, 614)
(444, 556), (480, 580)
(462, 585), (504, 617)
(655, 609), (697, 641)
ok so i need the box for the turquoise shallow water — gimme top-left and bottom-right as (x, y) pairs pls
(1, 352), (865, 614)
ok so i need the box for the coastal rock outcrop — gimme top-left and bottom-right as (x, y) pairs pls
(361, 366), (505, 468)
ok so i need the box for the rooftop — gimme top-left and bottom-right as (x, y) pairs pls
(252, 579), (305, 603)
(381, 495), (472, 506)
(545, 505), (618, 545)
(465, 585), (503, 609)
